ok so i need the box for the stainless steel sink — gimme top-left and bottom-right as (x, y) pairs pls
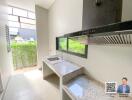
(47, 57), (60, 61)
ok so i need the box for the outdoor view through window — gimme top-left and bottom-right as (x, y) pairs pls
(59, 38), (67, 51)
(58, 36), (87, 58)
(8, 6), (37, 70)
(68, 37), (86, 55)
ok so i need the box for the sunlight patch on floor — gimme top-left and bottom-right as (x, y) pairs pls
(3, 69), (60, 100)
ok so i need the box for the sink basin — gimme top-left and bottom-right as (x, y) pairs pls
(47, 57), (60, 61)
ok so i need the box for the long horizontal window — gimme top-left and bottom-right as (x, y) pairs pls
(56, 36), (88, 58)
(58, 37), (67, 51)
(68, 37), (86, 55)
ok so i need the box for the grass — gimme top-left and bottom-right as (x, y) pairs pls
(11, 41), (37, 69)
(68, 38), (85, 54)
(59, 38), (86, 54)
(59, 38), (67, 50)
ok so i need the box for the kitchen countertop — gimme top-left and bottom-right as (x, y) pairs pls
(43, 56), (82, 77)
(63, 75), (132, 100)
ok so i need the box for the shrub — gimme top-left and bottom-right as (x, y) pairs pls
(11, 41), (37, 69)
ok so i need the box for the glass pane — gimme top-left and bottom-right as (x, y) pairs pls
(59, 38), (67, 50)
(68, 37), (86, 54)
(9, 21), (20, 27)
(8, 7), (12, 14)
(9, 27), (18, 32)
(20, 17), (36, 24)
(9, 31), (18, 35)
(13, 8), (27, 17)
(21, 23), (36, 30)
(28, 12), (35, 19)
(8, 15), (18, 21)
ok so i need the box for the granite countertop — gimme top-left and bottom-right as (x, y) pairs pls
(43, 56), (82, 77)
(53, 61), (81, 76)
(64, 75), (132, 100)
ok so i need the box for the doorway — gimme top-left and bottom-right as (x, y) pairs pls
(8, 6), (37, 70)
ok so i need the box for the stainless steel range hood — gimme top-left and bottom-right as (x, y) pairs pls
(88, 30), (132, 44)
(58, 21), (132, 45)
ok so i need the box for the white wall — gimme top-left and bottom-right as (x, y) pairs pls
(122, 0), (132, 21)
(0, 0), (13, 96)
(48, 0), (83, 55)
(48, 0), (132, 87)
(36, 5), (49, 68)
(61, 45), (132, 86)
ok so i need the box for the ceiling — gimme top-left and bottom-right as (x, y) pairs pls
(35, 0), (55, 9)
(7, 0), (55, 11)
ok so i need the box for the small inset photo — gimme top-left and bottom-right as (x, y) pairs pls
(105, 82), (117, 94)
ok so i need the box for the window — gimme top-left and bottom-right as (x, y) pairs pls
(20, 17), (36, 24)
(8, 6), (37, 70)
(9, 27), (18, 35)
(9, 21), (20, 27)
(56, 36), (88, 58)
(8, 7), (12, 14)
(58, 38), (67, 51)
(8, 15), (18, 21)
(9, 31), (18, 35)
(8, 6), (36, 36)
(9, 27), (18, 32)
(21, 23), (36, 30)
(28, 12), (36, 19)
(13, 8), (27, 17)
(68, 37), (86, 55)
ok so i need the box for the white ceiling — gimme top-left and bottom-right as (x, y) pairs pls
(35, 0), (55, 9)
(7, 0), (55, 11)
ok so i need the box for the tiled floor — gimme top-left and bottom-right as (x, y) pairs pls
(3, 69), (60, 100)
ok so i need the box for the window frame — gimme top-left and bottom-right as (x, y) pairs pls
(13, 7), (28, 17)
(8, 5), (36, 34)
(58, 37), (68, 51)
(56, 36), (88, 58)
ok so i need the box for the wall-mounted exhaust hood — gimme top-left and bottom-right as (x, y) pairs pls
(87, 21), (132, 44)
(62, 21), (132, 45)
(88, 30), (132, 44)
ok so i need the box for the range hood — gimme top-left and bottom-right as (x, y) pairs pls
(87, 21), (132, 44)
(62, 21), (132, 45)
(88, 30), (132, 44)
